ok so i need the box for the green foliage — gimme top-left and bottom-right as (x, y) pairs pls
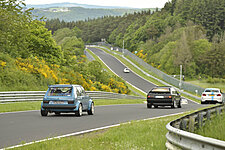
(0, 0), (32, 57)
(0, 0), (130, 94)
(43, 0), (224, 79)
(27, 20), (63, 64)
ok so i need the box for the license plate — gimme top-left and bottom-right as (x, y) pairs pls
(49, 101), (67, 104)
(155, 96), (164, 98)
(209, 94), (214, 96)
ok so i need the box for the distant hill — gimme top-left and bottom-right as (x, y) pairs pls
(31, 7), (155, 22)
(26, 2), (134, 9)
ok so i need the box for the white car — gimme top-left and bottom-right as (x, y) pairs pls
(201, 88), (224, 104)
(123, 68), (130, 73)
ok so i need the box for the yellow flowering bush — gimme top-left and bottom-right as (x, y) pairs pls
(0, 60), (7, 68)
(15, 57), (59, 82)
(136, 50), (147, 62)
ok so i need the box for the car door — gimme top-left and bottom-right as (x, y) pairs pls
(80, 86), (89, 110)
(77, 86), (88, 110)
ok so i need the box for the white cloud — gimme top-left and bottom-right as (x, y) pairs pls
(24, 0), (169, 8)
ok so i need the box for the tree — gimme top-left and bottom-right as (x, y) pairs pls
(27, 20), (63, 64)
(173, 31), (193, 74)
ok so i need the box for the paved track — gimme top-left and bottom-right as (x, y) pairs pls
(0, 47), (203, 149)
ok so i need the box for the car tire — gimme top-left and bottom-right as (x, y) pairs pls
(154, 105), (158, 108)
(171, 100), (177, 108)
(178, 100), (182, 108)
(41, 109), (48, 116)
(201, 101), (205, 104)
(147, 104), (152, 108)
(75, 104), (82, 117)
(88, 102), (94, 115)
(55, 112), (61, 115)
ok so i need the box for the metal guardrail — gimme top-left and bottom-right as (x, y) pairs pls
(0, 91), (144, 102)
(94, 42), (205, 96)
(166, 104), (225, 150)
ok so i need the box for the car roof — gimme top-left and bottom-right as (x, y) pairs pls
(154, 86), (172, 89)
(48, 84), (81, 88)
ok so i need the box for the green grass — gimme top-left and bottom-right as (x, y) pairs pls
(188, 80), (225, 92)
(94, 99), (144, 106)
(0, 99), (144, 113)
(0, 101), (42, 113)
(13, 113), (184, 150)
(194, 111), (225, 141)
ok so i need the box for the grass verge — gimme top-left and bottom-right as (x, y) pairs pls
(0, 99), (144, 113)
(194, 111), (225, 141)
(13, 113), (185, 150)
(187, 80), (225, 92)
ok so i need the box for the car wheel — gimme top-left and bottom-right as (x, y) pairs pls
(171, 100), (177, 108)
(75, 104), (82, 117)
(178, 100), (182, 108)
(88, 102), (94, 115)
(154, 105), (158, 108)
(55, 112), (61, 115)
(147, 104), (152, 108)
(41, 109), (48, 116)
(201, 101), (205, 104)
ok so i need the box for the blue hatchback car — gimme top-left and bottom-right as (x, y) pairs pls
(41, 84), (94, 117)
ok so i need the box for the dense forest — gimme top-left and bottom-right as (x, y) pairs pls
(46, 0), (225, 79)
(0, 0), (130, 94)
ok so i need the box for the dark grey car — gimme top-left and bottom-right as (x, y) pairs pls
(147, 86), (182, 108)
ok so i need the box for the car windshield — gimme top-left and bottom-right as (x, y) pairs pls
(47, 87), (72, 96)
(205, 89), (219, 93)
(151, 88), (170, 94)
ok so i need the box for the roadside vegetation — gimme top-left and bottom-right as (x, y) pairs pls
(47, 0), (225, 85)
(187, 79), (225, 92)
(194, 111), (225, 141)
(0, 99), (144, 113)
(12, 114), (183, 150)
(0, 0), (130, 95)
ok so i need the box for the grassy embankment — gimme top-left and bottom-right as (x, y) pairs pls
(97, 46), (201, 103)
(194, 110), (225, 141)
(12, 113), (183, 150)
(188, 80), (225, 92)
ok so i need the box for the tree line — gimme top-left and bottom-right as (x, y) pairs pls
(45, 0), (225, 79)
(0, 0), (130, 94)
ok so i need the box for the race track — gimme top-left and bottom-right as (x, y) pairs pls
(0, 47), (203, 149)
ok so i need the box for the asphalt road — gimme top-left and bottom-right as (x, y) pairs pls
(0, 47), (203, 149)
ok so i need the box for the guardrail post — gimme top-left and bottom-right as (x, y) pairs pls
(197, 113), (203, 128)
(188, 116), (195, 132)
(179, 119), (187, 131)
(216, 107), (221, 115)
(206, 110), (211, 120)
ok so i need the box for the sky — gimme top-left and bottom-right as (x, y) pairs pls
(24, 0), (170, 8)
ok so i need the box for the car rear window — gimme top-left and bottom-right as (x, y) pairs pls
(205, 89), (219, 93)
(150, 88), (170, 94)
(47, 87), (72, 96)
